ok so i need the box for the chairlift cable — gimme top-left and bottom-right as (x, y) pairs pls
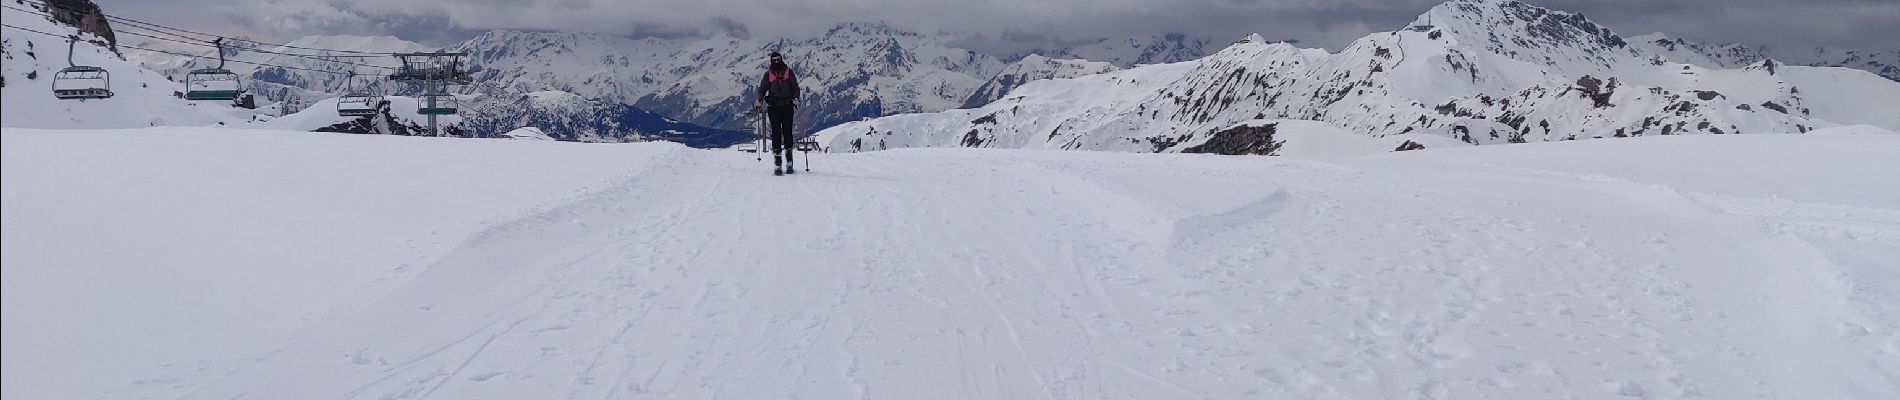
(3, 4), (398, 69)
(0, 23), (370, 75)
(17, 0), (410, 56)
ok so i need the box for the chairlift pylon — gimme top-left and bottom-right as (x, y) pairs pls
(52, 35), (113, 100)
(184, 38), (241, 101)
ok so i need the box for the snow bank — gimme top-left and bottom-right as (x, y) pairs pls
(504, 127), (555, 140)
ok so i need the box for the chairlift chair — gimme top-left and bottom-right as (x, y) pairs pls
(335, 93), (382, 116)
(51, 36), (112, 100)
(53, 66), (113, 100)
(417, 93), (458, 115)
(335, 72), (383, 117)
(184, 68), (241, 100)
(185, 38), (242, 101)
(796, 138), (821, 152)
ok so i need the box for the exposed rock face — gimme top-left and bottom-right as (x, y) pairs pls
(1182, 123), (1283, 156)
(40, 0), (115, 49)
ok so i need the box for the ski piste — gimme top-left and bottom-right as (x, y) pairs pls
(6, 0), (1900, 398)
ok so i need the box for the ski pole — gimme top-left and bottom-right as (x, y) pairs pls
(800, 109), (811, 172)
(754, 107), (764, 162)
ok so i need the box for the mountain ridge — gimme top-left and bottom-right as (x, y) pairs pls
(813, 0), (1900, 153)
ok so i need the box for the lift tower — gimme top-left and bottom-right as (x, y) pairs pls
(389, 52), (473, 136)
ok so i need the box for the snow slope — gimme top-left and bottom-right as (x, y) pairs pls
(5, 126), (1898, 399)
(962, 55), (1119, 109)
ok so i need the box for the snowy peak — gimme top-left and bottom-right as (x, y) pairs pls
(279, 35), (430, 54)
(1410, 0), (1640, 68)
(820, 22), (924, 41)
(1041, 33), (1212, 67)
(1627, 33), (1769, 69)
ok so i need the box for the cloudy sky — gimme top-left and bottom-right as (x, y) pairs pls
(94, 0), (1899, 55)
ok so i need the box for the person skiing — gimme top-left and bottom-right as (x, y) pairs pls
(756, 51), (801, 175)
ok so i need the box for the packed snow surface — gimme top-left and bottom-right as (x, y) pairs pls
(4, 127), (1899, 399)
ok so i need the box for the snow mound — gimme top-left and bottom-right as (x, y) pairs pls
(504, 127), (554, 140)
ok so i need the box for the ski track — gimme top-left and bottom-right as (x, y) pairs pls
(90, 144), (1897, 400)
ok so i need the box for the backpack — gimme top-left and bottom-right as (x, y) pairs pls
(764, 68), (796, 106)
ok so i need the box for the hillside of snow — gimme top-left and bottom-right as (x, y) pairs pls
(1, 2), (261, 129)
(814, 0), (1900, 153)
(1033, 33), (1214, 68)
(5, 125), (1898, 399)
(962, 55), (1120, 109)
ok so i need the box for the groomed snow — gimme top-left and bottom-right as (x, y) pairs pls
(3, 126), (1898, 399)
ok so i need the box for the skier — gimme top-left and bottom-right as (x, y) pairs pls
(756, 51), (801, 175)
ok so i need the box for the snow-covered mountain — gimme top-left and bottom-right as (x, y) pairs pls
(460, 90), (751, 146)
(1628, 33), (1769, 69)
(450, 30), (684, 104)
(1035, 33), (1213, 67)
(815, 0), (1900, 154)
(632, 23), (1006, 131)
(1631, 33), (1899, 82)
(1, 0), (262, 129)
(1795, 47), (1900, 82)
(445, 23), (1006, 132)
(961, 54), (1119, 108)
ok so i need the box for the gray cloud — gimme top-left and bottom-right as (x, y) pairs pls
(93, 0), (1900, 55)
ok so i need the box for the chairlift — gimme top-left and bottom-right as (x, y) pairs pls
(185, 38), (242, 101)
(335, 72), (382, 117)
(796, 138), (822, 152)
(336, 93), (382, 116)
(52, 36), (113, 100)
(417, 93), (458, 115)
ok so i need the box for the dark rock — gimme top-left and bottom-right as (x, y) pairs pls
(1760, 102), (1789, 114)
(1182, 123), (1283, 156)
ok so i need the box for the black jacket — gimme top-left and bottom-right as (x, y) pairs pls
(758, 62), (800, 108)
